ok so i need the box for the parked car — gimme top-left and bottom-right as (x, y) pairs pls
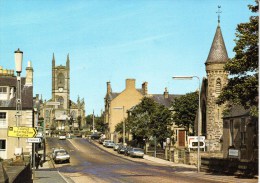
(117, 145), (127, 154)
(105, 141), (115, 148)
(124, 146), (133, 156)
(103, 140), (112, 146)
(129, 148), (144, 158)
(53, 149), (70, 163)
(90, 133), (100, 140)
(59, 133), (66, 140)
(113, 143), (122, 151)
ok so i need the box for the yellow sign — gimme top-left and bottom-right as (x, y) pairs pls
(8, 126), (37, 138)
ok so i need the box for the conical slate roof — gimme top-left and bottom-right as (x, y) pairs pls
(205, 25), (228, 64)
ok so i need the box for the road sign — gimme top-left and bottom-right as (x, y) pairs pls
(46, 101), (60, 106)
(8, 126), (37, 138)
(188, 136), (205, 148)
(27, 138), (41, 143)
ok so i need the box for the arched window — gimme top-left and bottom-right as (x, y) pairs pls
(216, 78), (221, 94)
(57, 73), (65, 87)
(57, 96), (64, 109)
(71, 111), (76, 120)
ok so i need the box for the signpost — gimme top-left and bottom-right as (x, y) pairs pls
(188, 136), (205, 151)
(27, 138), (41, 143)
(8, 126), (37, 138)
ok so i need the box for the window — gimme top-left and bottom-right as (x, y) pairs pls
(240, 118), (246, 146)
(0, 140), (6, 150)
(230, 120), (234, 146)
(57, 96), (64, 109)
(216, 78), (221, 94)
(57, 73), (65, 87)
(0, 87), (7, 100)
(0, 112), (7, 128)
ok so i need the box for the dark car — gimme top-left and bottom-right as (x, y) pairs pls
(90, 133), (100, 139)
(117, 145), (127, 154)
(124, 146), (133, 156)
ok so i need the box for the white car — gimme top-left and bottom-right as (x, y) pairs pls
(53, 149), (70, 163)
(59, 134), (66, 140)
(103, 140), (113, 146)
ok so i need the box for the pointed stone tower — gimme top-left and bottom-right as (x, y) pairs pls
(205, 21), (228, 152)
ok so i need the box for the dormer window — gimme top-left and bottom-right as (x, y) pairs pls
(0, 87), (7, 100)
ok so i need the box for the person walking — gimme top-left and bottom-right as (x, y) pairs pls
(35, 152), (40, 169)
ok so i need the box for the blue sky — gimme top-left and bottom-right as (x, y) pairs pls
(0, 0), (255, 115)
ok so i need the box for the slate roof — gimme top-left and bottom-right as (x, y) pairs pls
(151, 94), (182, 108)
(0, 77), (33, 109)
(223, 105), (250, 118)
(205, 25), (229, 64)
(105, 92), (120, 101)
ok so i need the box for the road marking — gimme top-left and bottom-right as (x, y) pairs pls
(67, 139), (80, 151)
(57, 171), (71, 183)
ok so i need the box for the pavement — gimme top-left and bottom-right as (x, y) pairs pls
(33, 138), (258, 183)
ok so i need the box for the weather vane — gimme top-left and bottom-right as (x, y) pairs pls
(216, 5), (222, 24)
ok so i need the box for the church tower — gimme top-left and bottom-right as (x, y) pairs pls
(51, 54), (70, 112)
(205, 18), (228, 152)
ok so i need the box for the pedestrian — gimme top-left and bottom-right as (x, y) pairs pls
(35, 152), (40, 169)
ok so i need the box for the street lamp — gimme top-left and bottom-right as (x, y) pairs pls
(172, 76), (201, 172)
(113, 106), (125, 145)
(14, 48), (23, 148)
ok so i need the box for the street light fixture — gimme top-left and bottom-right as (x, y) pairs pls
(113, 106), (125, 145)
(172, 76), (201, 173)
(14, 48), (23, 148)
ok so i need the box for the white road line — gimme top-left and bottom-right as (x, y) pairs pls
(67, 139), (80, 151)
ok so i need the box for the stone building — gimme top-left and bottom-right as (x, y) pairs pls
(0, 63), (34, 159)
(222, 105), (258, 161)
(41, 54), (85, 133)
(197, 21), (229, 153)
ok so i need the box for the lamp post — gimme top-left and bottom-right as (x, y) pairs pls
(14, 48), (23, 148)
(113, 106), (125, 145)
(172, 76), (201, 172)
(92, 110), (95, 134)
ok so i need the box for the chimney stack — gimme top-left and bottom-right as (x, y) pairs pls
(142, 82), (148, 95)
(25, 61), (33, 86)
(126, 79), (135, 89)
(164, 87), (169, 99)
(107, 81), (111, 94)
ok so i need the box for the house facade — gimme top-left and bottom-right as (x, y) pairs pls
(104, 79), (145, 141)
(0, 62), (34, 160)
(223, 106), (258, 161)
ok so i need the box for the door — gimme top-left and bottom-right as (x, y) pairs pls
(178, 130), (186, 147)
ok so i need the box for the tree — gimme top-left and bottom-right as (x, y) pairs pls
(171, 92), (199, 135)
(127, 97), (173, 147)
(217, 1), (259, 117)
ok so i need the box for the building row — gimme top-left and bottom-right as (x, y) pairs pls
(103, 21), (258, 162)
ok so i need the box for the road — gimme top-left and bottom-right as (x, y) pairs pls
(46, 137), (221, 183)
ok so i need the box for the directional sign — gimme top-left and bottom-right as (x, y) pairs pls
(8, 126), (37, 138)
(188, 136), (205, 148)
(27, 138), (41, 143)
